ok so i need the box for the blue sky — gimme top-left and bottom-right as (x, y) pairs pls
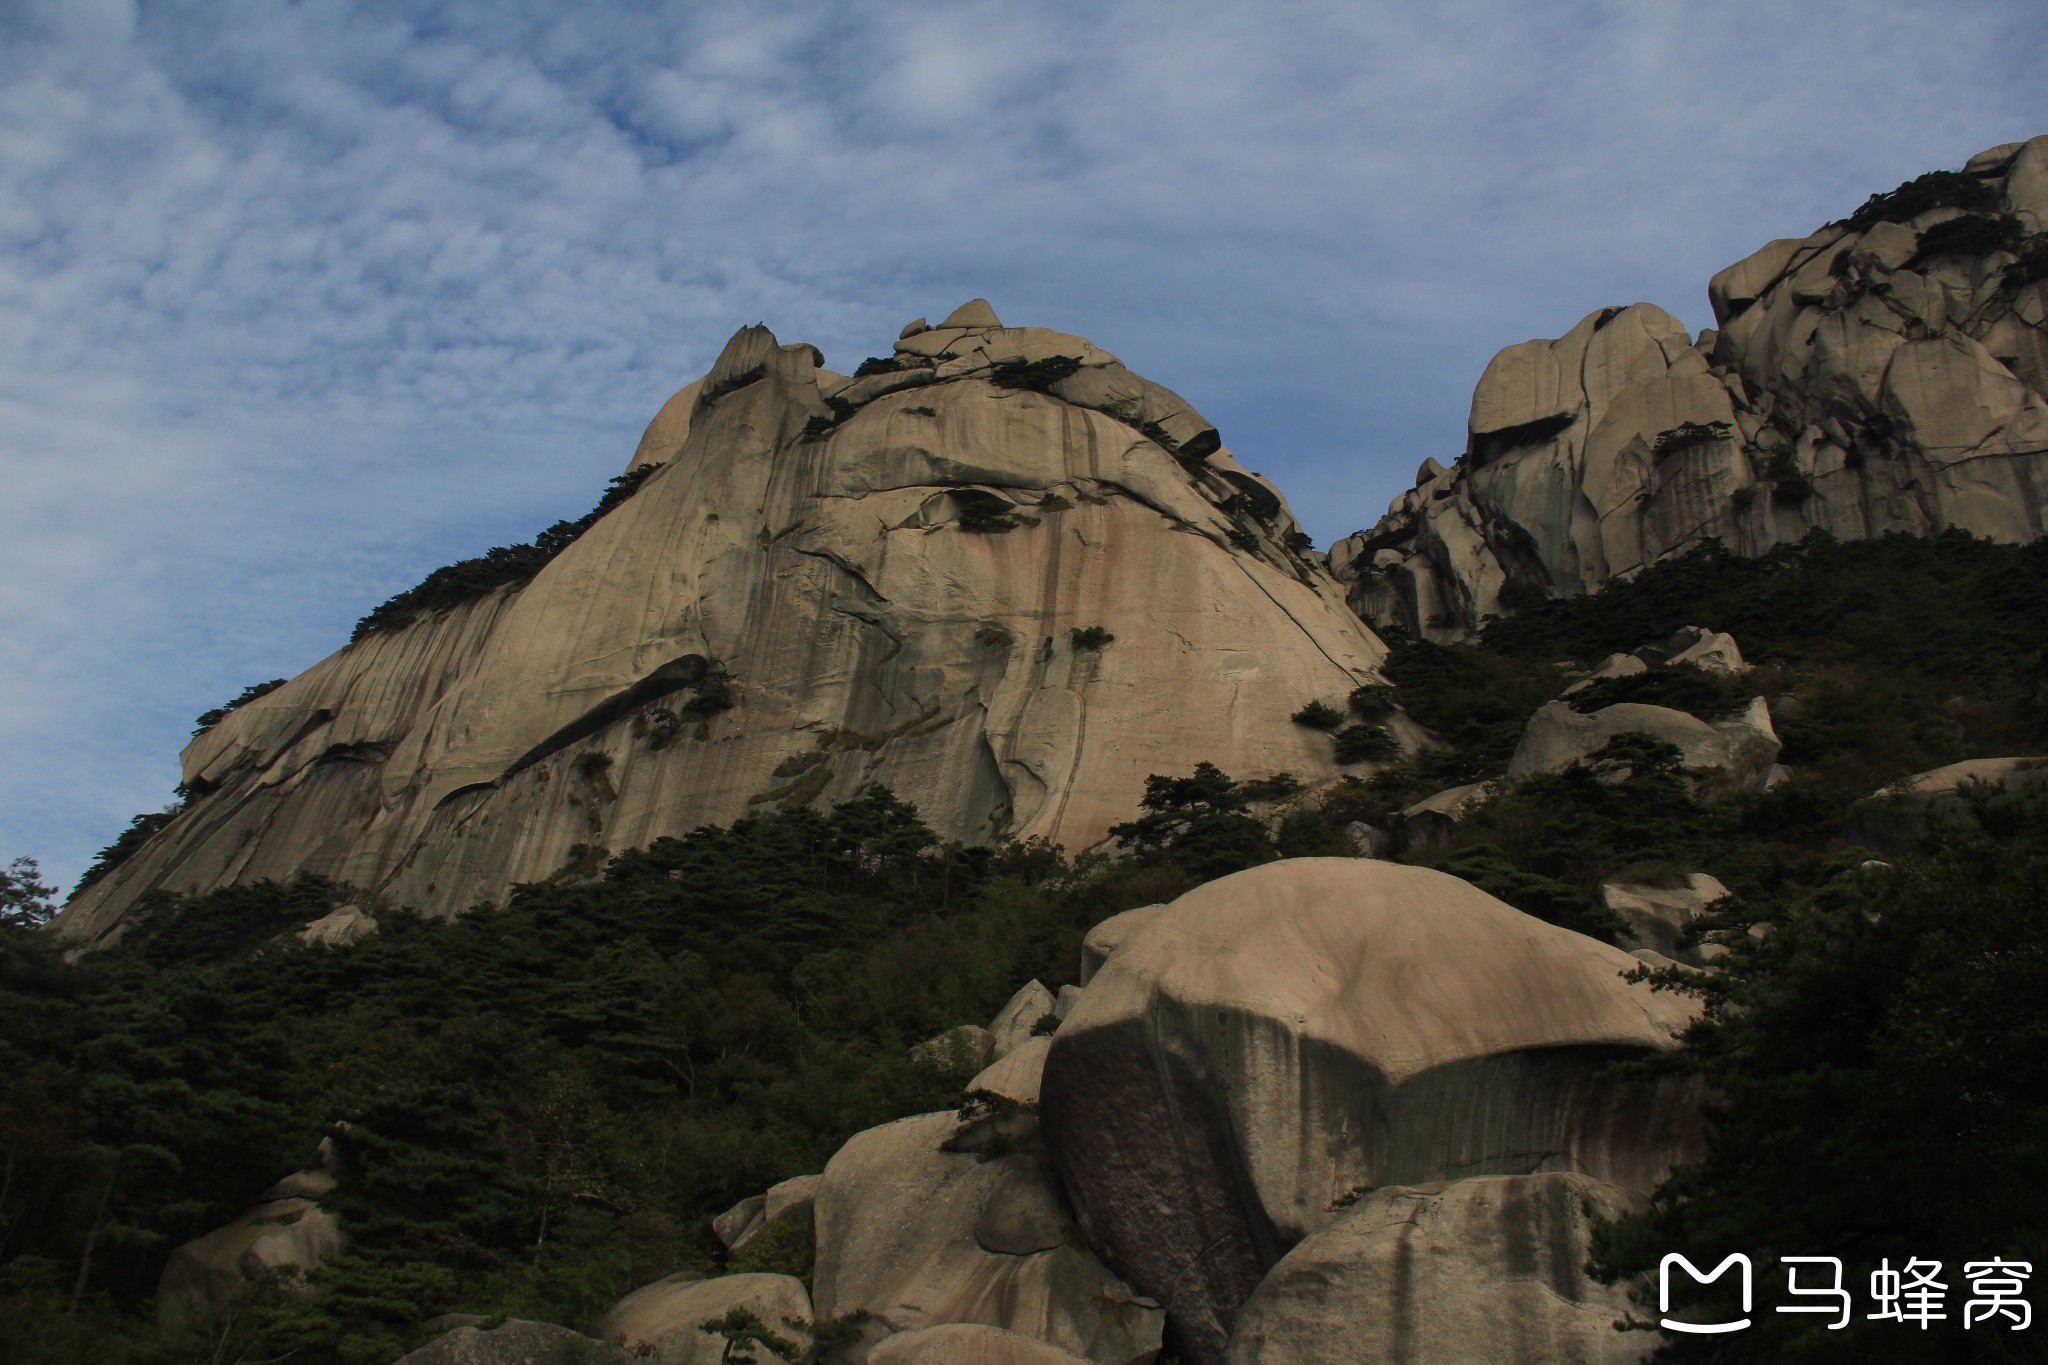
(3, 0), (2042, 893)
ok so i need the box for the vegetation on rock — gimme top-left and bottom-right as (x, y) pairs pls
(351, 464), (663, 641)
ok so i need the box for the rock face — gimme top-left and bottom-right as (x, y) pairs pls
(1038, 858), (1699, 1364)
(55, 305), (1386, 944)
(1334, 137), (2048, 639)
(1602, 874), (1731, 968)
(811, 1111), (1165, 1363)
(868, 1323), (1096, 1364)
(1223, 1174), (1653, 1364)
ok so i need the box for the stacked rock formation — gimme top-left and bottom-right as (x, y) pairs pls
(1334, 135), (2048, 639)
(54, 301), (1386, 945)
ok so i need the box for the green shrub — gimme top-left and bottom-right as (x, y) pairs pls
(1347, 685), (1396, 719)
(193, 678), (290, 735)
(1292, 700), (1344, 730)
(726, 1217), (813, 1283)
(678, 667), (735, 719)
(905, 405), (937, 417)
(852, 356), (902, 377)
(957, 500), (1019, 533)
(353, 464), (663, 640)
(1239, 772), (1302, 801)
(1908, 211), (2025, 264)
(1652, 420), (1733, 459)
(1226, 526), (1260, 553)
(1069, 626), (1114, 651)
(1332, 723), (1399, 764)
(987, 355), (1083, 392)
(1030, 1012), (1061, 1037)
(1839, 168), (2001, 232)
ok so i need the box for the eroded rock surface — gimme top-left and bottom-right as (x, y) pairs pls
(1223, 1174), (1653, 1365)
(56, 308), (1385, 943)
(396, 1319), (630, 1364)
(1038, 858), (1699, 1363)
(1334, 137), (2048, 639)
(1508, 696), (1781, 797)
(811, 1111), (1164, 1363)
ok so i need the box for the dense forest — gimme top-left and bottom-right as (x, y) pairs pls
(4, 529), (2045, 1363)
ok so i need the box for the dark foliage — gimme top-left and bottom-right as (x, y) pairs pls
(2, 787), (1194, 1363)
(70, 810), (182, 899)
(986, 355), (1083, 392)
(1907, 212), (2025, 265)
(1109, 763), (1275, 882)
(1291, 700), (1344, 730)
(194, 679), (289, 735)
(851, 356), (902, 378)
(352, 464), (663, 641)
(1564, 662), (1756, 718)
(1331, 723), (1398, 764)
(1069, 626), (1113, 651)
(1839, 169), (2002, 233)
(1652, 421), (1733, 459)
(1592, 784), (2048, 1361)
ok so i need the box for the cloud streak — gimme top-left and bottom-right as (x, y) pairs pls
(2, 0), (2041, 888)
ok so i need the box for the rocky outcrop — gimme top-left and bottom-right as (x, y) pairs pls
(1037, 858), (1700, 1363)
(811, 1111), (1165, 1362)
(55, 304), (1386, 944)
(296, 903), (377, 947)
(597, 1271), (812, 1363)
(1223, 1174), (1653, 1364)
(1334, 137), (2048, 639)
(1508, 696), (1781, 797)
(1843, 754), (2048, 853)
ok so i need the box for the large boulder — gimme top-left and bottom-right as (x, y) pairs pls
(397, 1319), (629, 1364)
(990, 980), (1058, 1058)
(1223, 1173), (1653, 1364)
(597, 1271), (812, 1364)
(157, 1194), (343, 1324)
(811, 1112), (1164, 1363)
(297, 903), (377, 946)
(970, 1035), (1054, 1107)
(1038, 858), (1699, 1363)
(869, 1323), (1096, 1364)
(1078, 904), (1167, 985)
(1507, 697), (1780, 798)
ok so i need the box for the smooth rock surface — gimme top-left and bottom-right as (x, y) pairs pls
(1844, 755), (2048, 853)
(597, 1272), (811, 1364)
(812, 1112), (1164, 1363)
(1077, 904), (1167, 986)
(1223, 1174), (1653, 1365)
(56, 314), (1386, 944)
(397, 1320), (630, 1364)
(969, 1035), (1053, 1107)
(868, 1323), (1097, 1364)
(1039, 858), (1700, 1363)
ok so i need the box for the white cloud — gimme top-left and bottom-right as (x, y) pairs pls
(1, 0), (2041, 889)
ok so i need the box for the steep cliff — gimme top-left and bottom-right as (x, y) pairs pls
(1335, 135), (2048, 638)
(55, 302), (1386, 945)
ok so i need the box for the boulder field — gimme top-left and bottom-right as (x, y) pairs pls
(505, 856), (1695, 1365)
(1334, 135), (2048, 639)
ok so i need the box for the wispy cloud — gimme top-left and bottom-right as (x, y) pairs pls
(2, 0), (2040, 888)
